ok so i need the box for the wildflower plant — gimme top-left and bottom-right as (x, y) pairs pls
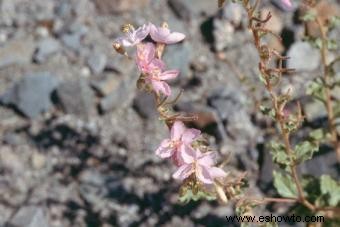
(113, 22), (243, 203)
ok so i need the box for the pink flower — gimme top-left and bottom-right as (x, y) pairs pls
(155, 121), (201, 165)
(281, 0), (292, 7)
(172, 147), (227, 184)
(146, 69), (179, 96)
(136, 42), (165, 74)
(149, 23), (186, 44)
(136, 42), (179, 96)
(114, 23), (150, 47)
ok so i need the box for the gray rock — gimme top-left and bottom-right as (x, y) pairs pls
(79, 169), (106, 186)
(99, 76), (135, 113)
(132, 92), (158, 119)
(0, 72), (59, 118)
(34, 38), (60, 63)
(209, 86), (258, 148)
(61, 33), (82, 51)
(2, 131), (25, 146)
(0, 38), (35, 69)
(213, 20), (235, 51)
(87, 52), (107, 75)
(164, 42), (192, 82)
(168, 0), (191, 21)
(208, 86), (247, 120)
(8, 206), (49, 227)
(287, 41), (321, 71)
(304, 100), (327, 122)
(56, 79), (96, 118)
(299, 150), (339, 179)
(91, 75), (120, 96)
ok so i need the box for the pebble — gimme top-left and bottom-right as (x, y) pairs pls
(56, 79), (96, 119)
(31, 152), (46, 170)
(99, 76), (135, 113)
(61, 33), (82, 51)
(94, 0), (150, 14)
(87, 52), (107, 75)
(0, 38), (35, 69)
(287, 41), (321, 71)
(91, 75), (120, 96)
(9, 206), (49, 227)
(168, 0), (191, 21)
(132, 92), (158, 119)
(34, 38), (61, 63)
(0, 72), (59, 118)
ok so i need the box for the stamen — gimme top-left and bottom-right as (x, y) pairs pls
(121, 24), (135, 33)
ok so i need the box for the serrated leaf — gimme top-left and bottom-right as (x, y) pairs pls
(273, 171), (298, 197)
(179, 189), (216, 203)
(270, 142), (291, 166)
(259, 105), (276, 119)
(320, 175), (340, 206)
(306, 79), (326, 102)
(294, 141), (319, 163)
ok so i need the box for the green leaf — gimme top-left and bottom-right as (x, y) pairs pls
(270, 142), (291, 166)
(273, 171), (298, 198)
(329, 16), (340, 29)
(314, 38), (323, 49)
(259, 105), (276, 119)
(179, 189), (216, 203)
(320, 175), (340, 206)
(306, 79), (326, 102)
(327, 39), (338, 50)
(258, 73), (267, 85)
(294, 141), (319, 163)
(309, 129), (325, 141)
(301, 10), (317, 22)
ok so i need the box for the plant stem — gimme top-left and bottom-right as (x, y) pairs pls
(315, 17), (340, 161)
(241, 0), (315, 211)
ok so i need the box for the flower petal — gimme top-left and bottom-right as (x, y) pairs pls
(149, 59), (166, 71)
(179, 145), (195, 164)
(171, 121), (186, 141)
(151, 80), (171, 96)
(158, 70), (179, 80)
(115, 37), (134, 47)
(209, 167), (228, 179)
(281, 0), (292, 7)
(165, 32), (186, 44)
(181, 128), (201, 144)
(196, 165), (214, 184)
(155, 139), (175, 158)
(197, 152), (215, 167)
(137, 42), (155, 63)
(172, 164), (194, 180)
(150, 25), (171, 43)
(134, 23), (150, 42)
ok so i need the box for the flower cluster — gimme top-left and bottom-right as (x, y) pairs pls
(156, 121), (227, 185)
(113, 22), (185, 96)
(114, 23), (227, 186)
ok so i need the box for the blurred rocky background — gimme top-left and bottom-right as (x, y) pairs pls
(0, 0), (339, 226)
